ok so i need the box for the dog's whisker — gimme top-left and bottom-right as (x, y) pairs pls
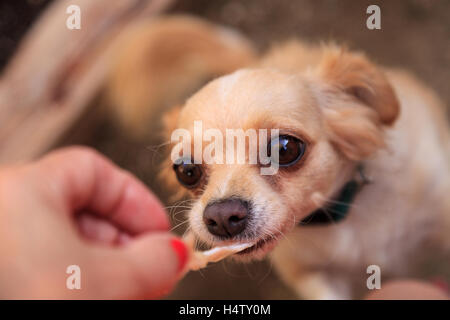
(146, 141), (171, 165)
(269, 225), (294, 250)
(168, 199), (196, 208)
(164, 205), (193, 210)
(181, 226), (192, 239)
(313, 192), (361, 210)
(169, 209), (191, 221)
(171, 209), (191, 217)
(170, 219), (190, 231)
(146, 141), (171, 153)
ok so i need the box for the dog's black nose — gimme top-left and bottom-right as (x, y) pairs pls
(203, 199), (249, 238)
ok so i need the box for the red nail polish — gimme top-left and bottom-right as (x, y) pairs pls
(170, 238), (188, 273)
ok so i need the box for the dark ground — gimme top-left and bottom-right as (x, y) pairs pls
(1, 0), (449, 299)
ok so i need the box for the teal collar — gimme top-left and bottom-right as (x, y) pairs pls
(299, 165), (370, 226)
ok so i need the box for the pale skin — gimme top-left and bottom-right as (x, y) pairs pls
(0, 147), (187, 299)
(0, 146), (446, 299)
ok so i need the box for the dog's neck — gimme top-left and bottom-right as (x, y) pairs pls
(299, 164), (370, 226)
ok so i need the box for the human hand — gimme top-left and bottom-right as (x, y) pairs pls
(0, 147), (187, 299)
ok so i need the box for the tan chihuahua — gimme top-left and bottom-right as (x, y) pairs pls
(108, 16), (450, 299)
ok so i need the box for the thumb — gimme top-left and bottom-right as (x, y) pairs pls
(85, 233), (188, 299)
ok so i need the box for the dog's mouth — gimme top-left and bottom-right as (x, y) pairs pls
(198, 233), (281, 260)
(197, 226), (287, 260)
(236, 236), (278, 255)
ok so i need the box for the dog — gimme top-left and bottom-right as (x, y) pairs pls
(107, 15), (450, 299)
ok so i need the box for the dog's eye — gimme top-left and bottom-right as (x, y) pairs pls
(173, 159), (203, 187)
(269, 135), (306, 167)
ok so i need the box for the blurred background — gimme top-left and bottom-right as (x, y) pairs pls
(0, 0), (448, 299)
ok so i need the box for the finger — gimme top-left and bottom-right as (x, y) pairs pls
(33, 147), (169, 234)
(85, 234), (188, 299)
(77, 213), (125, 245)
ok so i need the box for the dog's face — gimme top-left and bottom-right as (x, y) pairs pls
(165, 48), (399, 260)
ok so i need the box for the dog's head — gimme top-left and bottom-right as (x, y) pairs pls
(163, 47), (399, 260)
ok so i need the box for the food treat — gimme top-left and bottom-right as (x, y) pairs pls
(183, 232), (253, 271)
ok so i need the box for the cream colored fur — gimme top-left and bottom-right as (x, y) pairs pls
(108, 16), (450, 299)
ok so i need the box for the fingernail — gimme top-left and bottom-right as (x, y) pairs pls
(170, 238), (188, 273)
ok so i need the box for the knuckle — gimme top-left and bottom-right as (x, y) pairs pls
(62, 146), (102, 162)
(46, 146), (105, 170)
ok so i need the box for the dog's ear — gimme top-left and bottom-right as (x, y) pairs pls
(318, 47), (399, 125)
(315, 47), (400, 160)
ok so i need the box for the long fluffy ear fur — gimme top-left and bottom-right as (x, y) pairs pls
(314, 46), (400, 160)
(318, 47), (399, 125)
